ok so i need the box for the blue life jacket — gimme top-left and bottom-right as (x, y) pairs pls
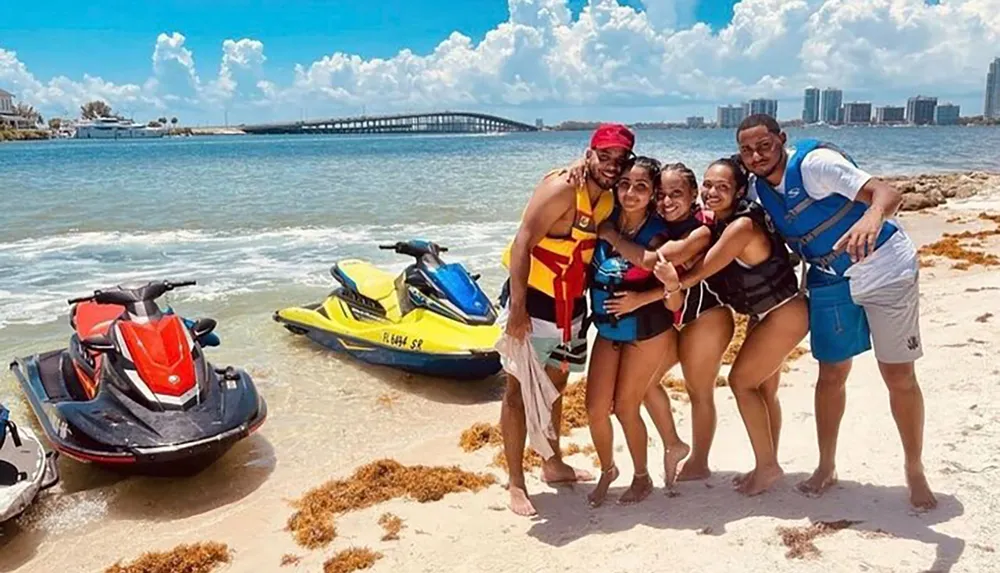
(589, 210), (673, 342)
(754, 139), (898, 276)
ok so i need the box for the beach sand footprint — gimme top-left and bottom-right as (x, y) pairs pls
(524, 472), (966, 573)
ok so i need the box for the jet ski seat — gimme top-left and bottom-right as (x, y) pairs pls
(70, 302), (124, 340)
(331, 260), (397, 302)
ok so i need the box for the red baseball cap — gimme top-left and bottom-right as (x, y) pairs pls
(590, 123), (635, 151)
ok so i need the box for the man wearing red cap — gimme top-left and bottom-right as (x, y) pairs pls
(497, 122), (636, 516)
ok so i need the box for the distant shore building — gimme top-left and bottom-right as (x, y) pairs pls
(803, 87), (820, 124)
(0, 88), (32, 130)
(535, 118), (544, 129)
(821, 87), (843, 124)
(935, 103), (960, 125)
(875, 105), (906, 125)
(717, 105), (746, 129)
(821, 88), (843, 124)
(986, 57), (1000, 119)
(686, 116), (705, 128)
(842, 102), (872, 125)
(906, 95), (937, 125)
(747, 98), (778, 119)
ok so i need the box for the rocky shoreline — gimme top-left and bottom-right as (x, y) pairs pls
(888, 171), (1000, 211)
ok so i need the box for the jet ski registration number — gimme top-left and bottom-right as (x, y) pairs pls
(383, 333), (423, 350)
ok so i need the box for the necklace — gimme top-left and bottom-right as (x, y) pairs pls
(619, 212), (648, 239)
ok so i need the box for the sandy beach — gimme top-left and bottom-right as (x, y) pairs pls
(2, 176), (999, 573)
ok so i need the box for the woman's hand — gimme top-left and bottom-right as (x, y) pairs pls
(604, 291), (645, 317)
(654, 255), (681, 292)
(564, 155), (588, 187)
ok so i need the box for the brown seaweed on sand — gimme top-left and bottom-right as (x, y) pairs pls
(104, 542), (232, 573)
(459, 422), (502, 452)
(323, 548), (383, 573)
(722, 314), (749, 365)
(560, 380), (589, 434)
(919, 237), (999, 269)
(281, 554), (302, 567)
(286, 459), (496, 549)
(378, 513), (404, 541)
(777, 519), (862, 559)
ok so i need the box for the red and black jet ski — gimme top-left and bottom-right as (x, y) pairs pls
(9, 280), (267, 474)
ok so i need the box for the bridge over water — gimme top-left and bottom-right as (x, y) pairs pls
(239, 111), (537, 135)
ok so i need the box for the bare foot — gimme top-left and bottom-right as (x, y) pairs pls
(731, 470), (753, 489)
(737, 464), (783, 496)
(676, 460), (711, 482)
(587, 465), (620, 508)
(663, 441), (691, 489)
(617, 472), (653, 505)
(507, 485), (537, 516)
(796, 466), (838, 497)
(542, 459), (594, 484)
(907, 468), (937, 510)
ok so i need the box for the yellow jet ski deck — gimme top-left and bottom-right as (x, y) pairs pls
(274, 241), (502, 380)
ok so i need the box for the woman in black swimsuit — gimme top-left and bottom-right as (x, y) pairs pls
(656, 157), (808, 497)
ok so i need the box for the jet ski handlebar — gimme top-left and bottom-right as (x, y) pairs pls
(68, 280), (197, 305)
(378, 241), (448, 258)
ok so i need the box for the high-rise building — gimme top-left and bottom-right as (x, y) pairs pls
(935, 103), (960, 125)
(535, 118), (544, 129)
(875, 106), (906, 124)
(986, 57), (1000, 119)
(821, 87), (843, 124)
(686, 116), (705, 128)
(842, 102), (872, 124)
(747, 98), (778, 118)
(803, 87), (820, 123)
(717, 105), (746, 129)
(906, 95), (937, 125)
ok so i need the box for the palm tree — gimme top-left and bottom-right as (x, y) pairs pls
(14, 102), (39, 123)
(170, 117), (178, 126)
(80, 100), (113, 120)
(158, 117), (168, 125)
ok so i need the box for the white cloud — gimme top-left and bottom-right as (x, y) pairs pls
(211, 38), (267, 103)
(1, 0), (998, 123)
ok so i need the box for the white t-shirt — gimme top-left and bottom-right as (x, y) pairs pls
(751, 148), (917, 297)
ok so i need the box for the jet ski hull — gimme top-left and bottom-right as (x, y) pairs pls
(1, 410), (59, 524)
(9, 350), (267, 475)
(276, 312), (501, 380)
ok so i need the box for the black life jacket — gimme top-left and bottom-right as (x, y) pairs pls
(662, 208), (712, 241)
(705, 200), (799, 317)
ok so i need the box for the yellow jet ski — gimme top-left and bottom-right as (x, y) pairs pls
(274, 240), (502, 380)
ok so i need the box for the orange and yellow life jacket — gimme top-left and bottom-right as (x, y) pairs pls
(502, 177), (615, 342)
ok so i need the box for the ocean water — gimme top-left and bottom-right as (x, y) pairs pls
(1, 126), (999, 568)
(2, 126), (999, 335)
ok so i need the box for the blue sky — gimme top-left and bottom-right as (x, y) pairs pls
(0, 1), (995, 124)
(2, 1), (736, 80)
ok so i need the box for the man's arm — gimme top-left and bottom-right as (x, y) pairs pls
(506, 174), (576, 337)
(833, 177), (902, 263)
(853, 177), (902, 217)
(806, 150), (902, 262)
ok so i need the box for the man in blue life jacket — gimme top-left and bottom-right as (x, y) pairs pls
(735, 113), (936, 510)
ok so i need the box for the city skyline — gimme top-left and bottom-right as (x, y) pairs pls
(1, 1), (998, 125)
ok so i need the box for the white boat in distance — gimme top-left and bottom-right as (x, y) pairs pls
(74, 116), (166, 139)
